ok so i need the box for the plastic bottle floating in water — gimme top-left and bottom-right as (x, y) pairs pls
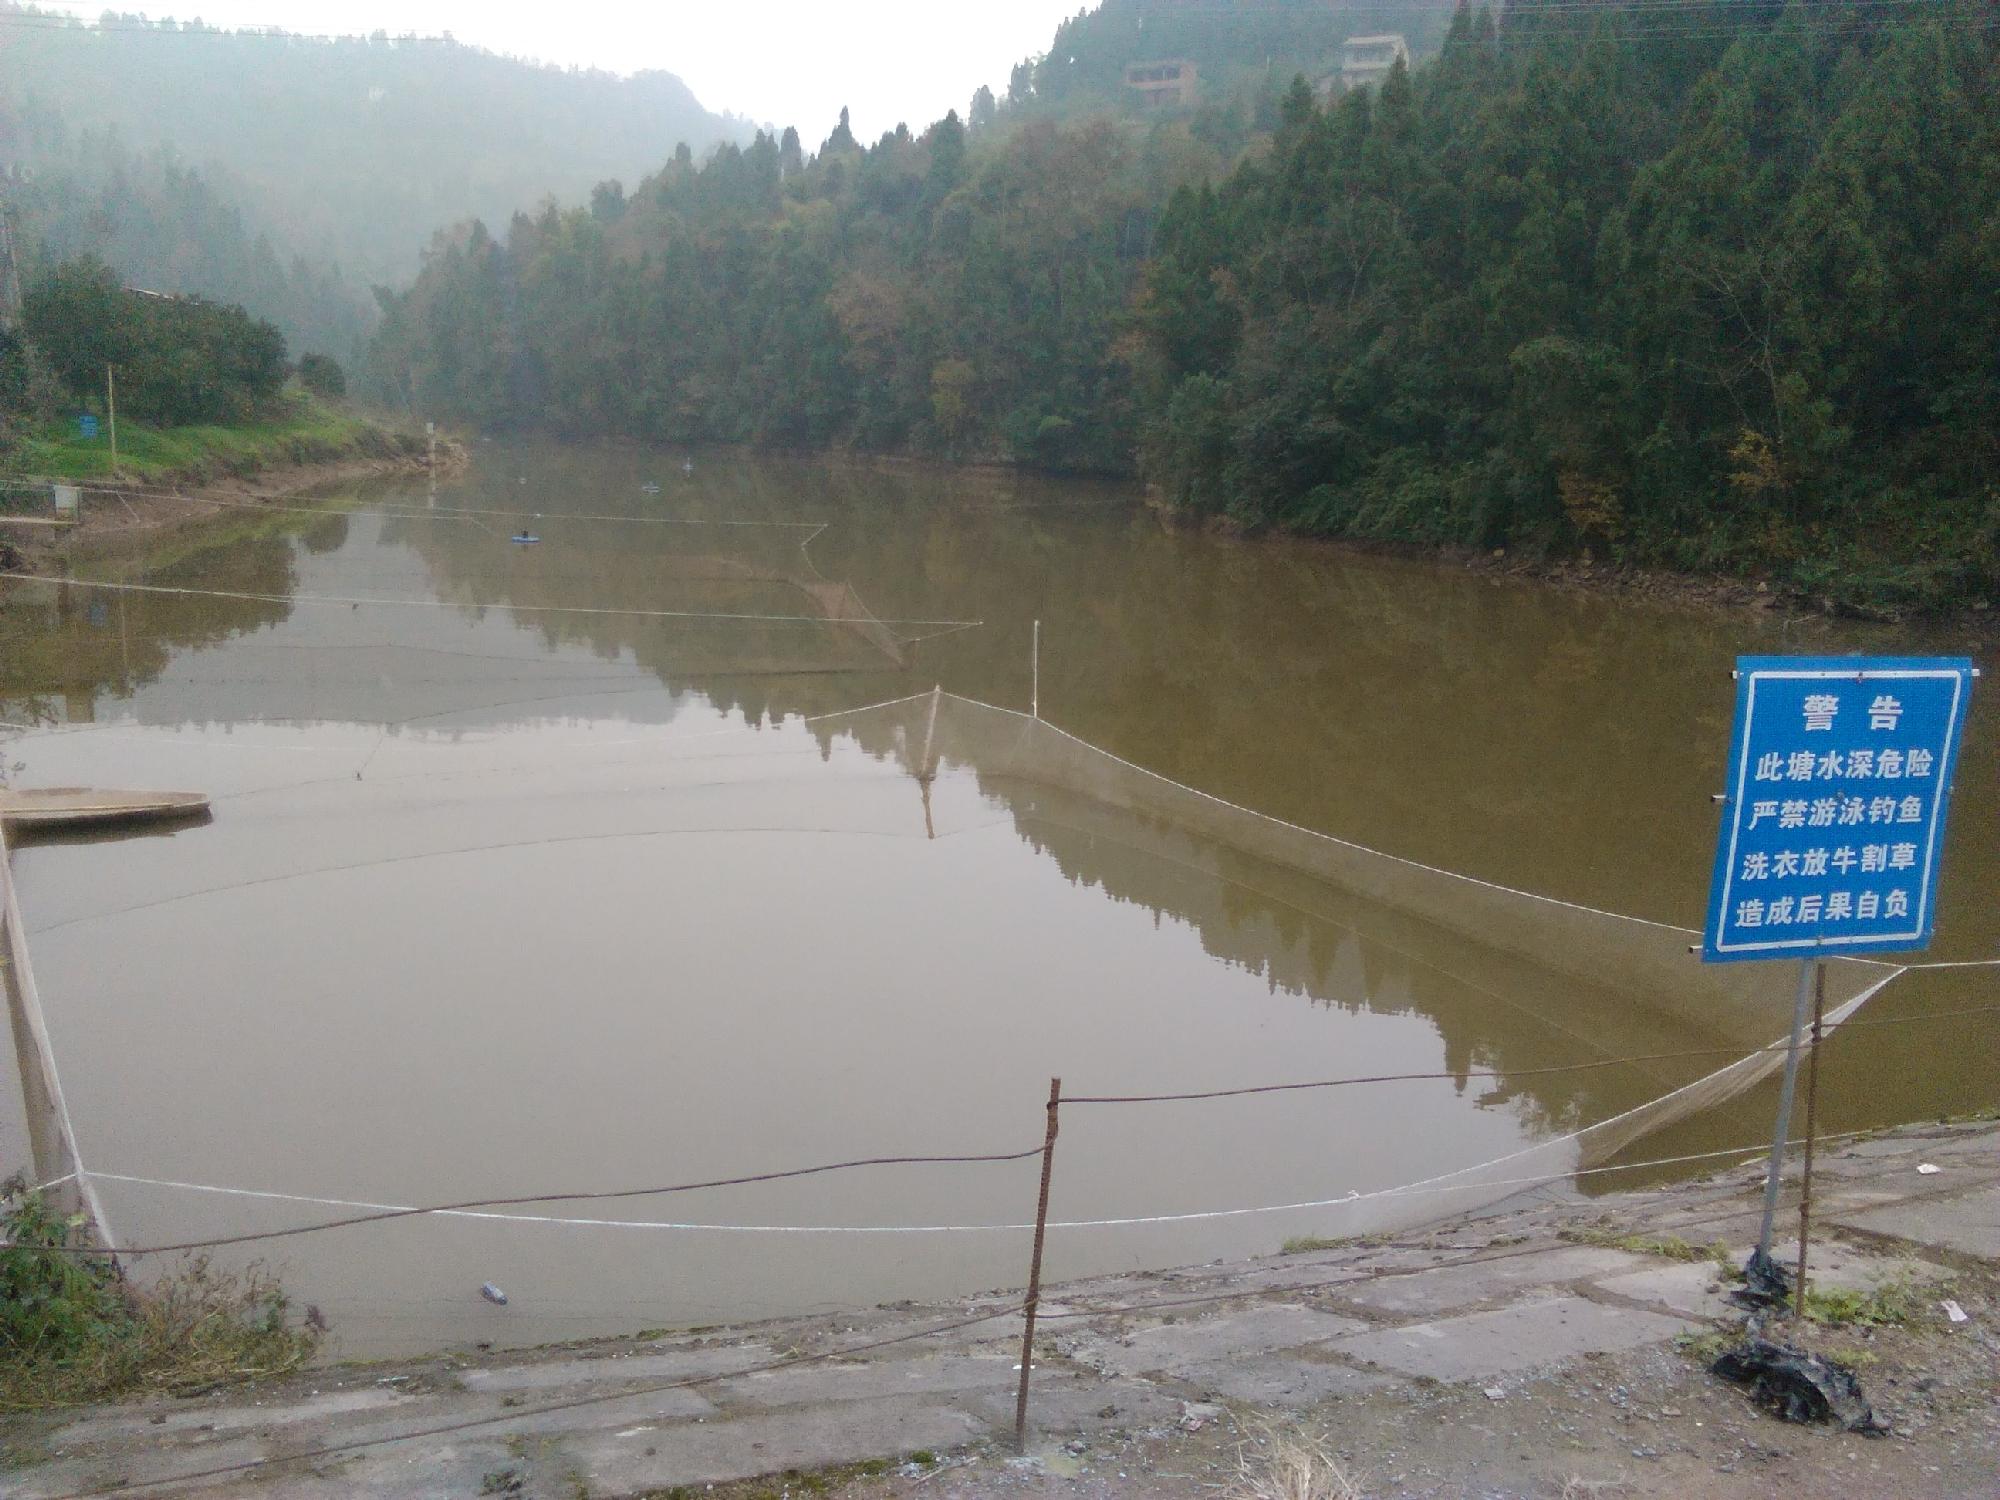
(481, 1283), (509, 1306)
(510, 533), (540, 545)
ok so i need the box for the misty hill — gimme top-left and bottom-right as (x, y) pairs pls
(999, 0), (1460, 119)
(2, 110), (371, 363)
(0, 5), (750, 292)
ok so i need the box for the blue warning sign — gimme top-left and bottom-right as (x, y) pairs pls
(1703, 657), (1974, 962)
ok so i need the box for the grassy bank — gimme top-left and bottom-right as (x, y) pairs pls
(0, 1181), (319, 1412)
(2, 391), (424, 488)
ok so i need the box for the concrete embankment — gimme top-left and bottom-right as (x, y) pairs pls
(4, 1119), (1995, 1498)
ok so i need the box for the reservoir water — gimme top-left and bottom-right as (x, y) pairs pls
(2, 441), (1993, 1356)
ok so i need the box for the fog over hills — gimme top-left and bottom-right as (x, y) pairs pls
(0, 3), (750, 353)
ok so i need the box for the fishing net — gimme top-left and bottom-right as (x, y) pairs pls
(825, 691), (1896, 1224)
(0, 680), (1916, 1346)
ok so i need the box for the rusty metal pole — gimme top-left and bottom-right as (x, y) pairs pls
(1793, 962), (1826, 1322)
(1014, 1076), (1061, 1453)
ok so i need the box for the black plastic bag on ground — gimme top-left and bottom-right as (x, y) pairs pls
(1730, 1246), (1793, 1309)
(1712, 1336), (1889, 1434)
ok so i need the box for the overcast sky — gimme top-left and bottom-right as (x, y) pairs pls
(39, 1), (1086, 141)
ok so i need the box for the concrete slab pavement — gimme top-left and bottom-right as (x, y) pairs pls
(1330, 1295), (1697, 1382)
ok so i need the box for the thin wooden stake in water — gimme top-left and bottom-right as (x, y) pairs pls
(106, 365), (119, 476)
(1793, 961), (1826, 1321)
(920, 684), (941, 781)
(918, 686), (942, 839)
(1031, 619), (1040, 720)
(1014, 1075), (1061, 1453)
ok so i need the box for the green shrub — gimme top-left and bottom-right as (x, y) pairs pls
(0, 1176), (321, 1411)
(297, 353), (347, 399)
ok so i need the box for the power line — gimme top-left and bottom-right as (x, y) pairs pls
(0, 476), (830, 529)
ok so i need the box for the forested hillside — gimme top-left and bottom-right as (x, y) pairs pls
(366, 108), (1216, 475)
(368, 0), (1996, 613)
(1003, 0), (1456, 119)
(1138, 1), (1999, 610)
(0, 4), (748, 291)
(1, 105), (369, 363)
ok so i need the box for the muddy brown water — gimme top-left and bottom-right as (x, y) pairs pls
(1, 442), (1993, 1357)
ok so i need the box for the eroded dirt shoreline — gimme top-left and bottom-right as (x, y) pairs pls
(0, 441), (467, 575)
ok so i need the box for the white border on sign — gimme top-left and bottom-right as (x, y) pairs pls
(1715, 667), (1966, 955)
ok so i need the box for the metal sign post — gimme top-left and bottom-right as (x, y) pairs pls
(1794, 963), (1827, 1319)
(1704, 656), (1975, 1300)
(1749, 956), (1814, 1281)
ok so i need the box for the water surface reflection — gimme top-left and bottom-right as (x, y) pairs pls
(0, 442), (1990, 1355)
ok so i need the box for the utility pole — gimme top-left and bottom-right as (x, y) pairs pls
(106, 366), (120, 475)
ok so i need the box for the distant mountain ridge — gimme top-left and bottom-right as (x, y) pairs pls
(0, 4), (751, 295)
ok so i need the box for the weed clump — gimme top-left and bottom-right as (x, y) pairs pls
(1560, 1226), (1733, 1267)
(1279, 1235), (1378, 1256)
(1800, 1276), (1934, 1329)
(1228, 1424), (1366, 1500)
(0, 1176), (320, 1411)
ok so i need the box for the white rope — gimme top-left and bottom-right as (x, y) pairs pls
(0, 572), (981, 631)
(0, 721), (366, 755)
(10, 478), (827, 529)
(23, 860), (1925, 1241)
(80, 1130), (1878, 1238)
(70, 974), (1917, 1240)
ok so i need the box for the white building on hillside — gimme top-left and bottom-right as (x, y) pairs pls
(1340, 33), (1410, 91)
